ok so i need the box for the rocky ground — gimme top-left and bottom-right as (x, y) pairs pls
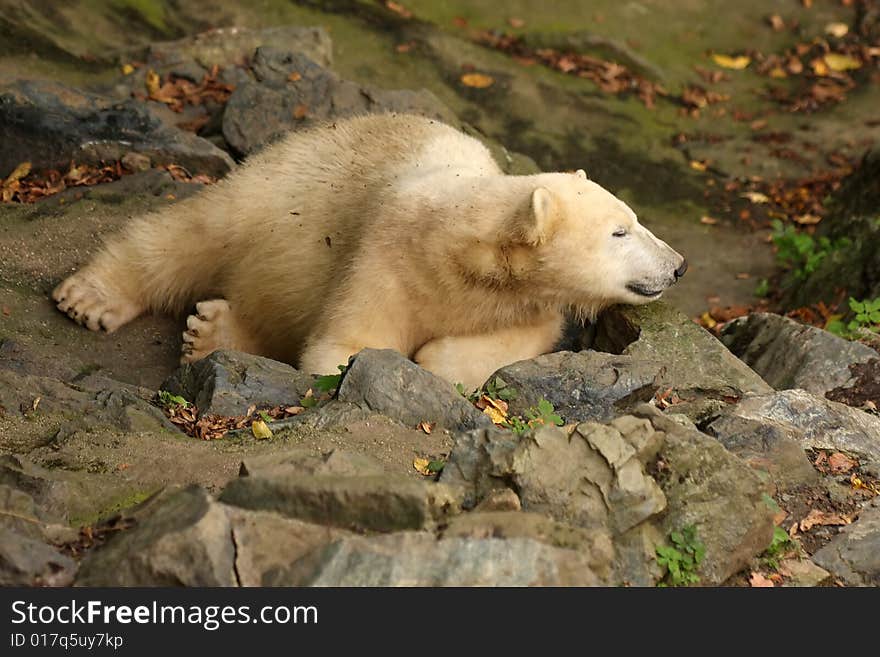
(1, 2), (880, 586)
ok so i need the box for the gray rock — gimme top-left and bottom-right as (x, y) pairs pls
(488, 351), (662, 423)
(0, 484), (76, 545)
(638, 407), (776, 585)
(812, 497), (880, 586)
(227, 507), (349, 587)
(222, 49), (456, 156)
(721, 313), (878, 395)
(238, 448), (386, 479)
(443, 511), (614, 580)
(473, 488), (521, 512)
(443, 423), (666, 535)
(76, 486), (237, 586)
(162, 350), (314, 416)
(0, 80), (234, 180)
(338, 349), (491, 432)
(705, 414), (819, 491)
(780, 558), (831, 587)
(220, 458), (462, 532)
(0, 528), (76, 586)
(729, 389), (880, 462)
(284, 533), (605, 586)
(594, 302), (772, 417)
(148, 26), (333, 71)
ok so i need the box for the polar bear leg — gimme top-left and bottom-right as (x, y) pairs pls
(414, 312), (564, 391)
(180, 299), (261, 363)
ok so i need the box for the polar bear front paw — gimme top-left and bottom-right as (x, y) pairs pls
(52, 273), (141, 333)
(181, 299), (253, 363)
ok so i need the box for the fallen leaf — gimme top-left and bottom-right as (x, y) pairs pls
(417, 420), (434, 434)
(145, 69), (161, 96)
(700, 215), (719, 225)
(811, 58), (829, 76)
(750, 571), (775, 587)
(413, 457), (433, 476)
(824, 53), (861, 72)
(3, 161), (31, 186)
(799, 508), (850, 532)
(736, 272), (751, 279)
(793, 213), (821, 225)
(251, 419), (273, 439)
(700, 311), (718, 329)
(293, 104), (308, 119)
(1, 306), (10, 317)
(768, 14), (785, 31)
(690, 160), (708, 172)
(385, 1), (412, 18)
(482, 404), (507, 425)
(121, 63), (135, 75)
(508, 17), (525, 28)
(395, 42), (413, 53)
(828, 452), (857, 474)
(287, 71), (302, 82)
(32, 396), (41, 412)
(825, 22), (849, 38)
(117, 463), (131, 471)
(712, 54), (751, 70)
(741, 191), (770, 203)
(461, 72), (495, 88)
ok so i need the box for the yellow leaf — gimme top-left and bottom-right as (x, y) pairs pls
(824, 53), (861, 71)
(689, 160), (708, 172)
(460, 72), (494, 88)
(711, 54), (750, 70)
(740, 191), (770, 204)
(251, 419), (273, 439)
(3, 161), (31, 186)
(413, 457), (432, 476)
(769, 67), (787, 79)
(482, 405), (507, 425)
(700, 311), (717, 329)
(793, 213), (821, 225)
(145, 69), (161, 96)
(824, 22), (849, 38)
(121, 63), (135, 75)
(700, 215), (719, 225)
(811, 58), (829, 76)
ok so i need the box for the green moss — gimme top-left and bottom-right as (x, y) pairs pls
(70, 489), (157, 527)
(109, 0), (168, 32)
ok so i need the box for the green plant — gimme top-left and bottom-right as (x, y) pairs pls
(754, 278), (770, 298)
(456, 377), (517, 404)
(761, 526), (796, 570)
(656, 525), (705, 587)
(258, 410), (272, 423)
(505, 398), (564, 435)
(157, 390), (190, 409)
(826, 297), (880, 338)
(771, 220), (849, 280)
(314, 364), (348, 393)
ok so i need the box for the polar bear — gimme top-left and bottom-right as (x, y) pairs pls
(53, 114), (686, 390)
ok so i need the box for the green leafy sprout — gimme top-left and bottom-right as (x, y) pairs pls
(826, 297), (880, 338)
(157, 390), (191, 409)
(771, 220), (850, 280)
(656, 525), (705, 587)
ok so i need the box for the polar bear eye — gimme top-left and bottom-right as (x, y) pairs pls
(612, 228), (628, 237)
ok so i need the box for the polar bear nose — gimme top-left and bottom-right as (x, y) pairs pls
(674, 259), (688, 279)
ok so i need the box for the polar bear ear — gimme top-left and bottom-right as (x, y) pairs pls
(575, 169), (587, 180)
(522, 187), (557, 245)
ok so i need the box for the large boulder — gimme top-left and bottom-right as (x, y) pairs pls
(721, 313), (878, 396)
(593, 302), (772, 419)
(338, 349), (491, 432)
(488, 351), (662, 423)
(221, 47), (457, 157)
(76, 486), (237, 586)
(725, 389), (880, 462)
(0, 79), (234, 179)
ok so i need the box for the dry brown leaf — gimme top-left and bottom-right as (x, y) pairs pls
(508, 17), (525, 28)
(749, 571), (775, 587)
(741, 191), (770, 203)
(287, 71), (302, 82)
(417, 420), (435, 434)
(145, 69), (161, 96)
(293, 104), (308, 119)
(828, 452), (857, 474)
(825, 22), (849, 38)
(794, 213), (822, 225)
(799, 508), (851, 532)
(700, 215), (719, 225)
(461, 72), (495, 88)
(811, 58), (829, 76)
(768, 14), (785, 31)
(690, 160), (708, 172)
(385, 1), (412, 18)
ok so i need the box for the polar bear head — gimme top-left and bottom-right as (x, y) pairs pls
(515, 170), (686, 313)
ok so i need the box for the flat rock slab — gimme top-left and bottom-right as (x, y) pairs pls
(488, 350), (662, 423)
(162, 350), (315, 416)
(729, 389), (880, 462)
(338, 348), (491, 432)
(812, 497), (880, 586)
(220, 453), (462, 532)
(0, 79), (233, 178)
(0, 527), (76, 586)
(283, 533), (605, 586)
(721, 313), (879, 396)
